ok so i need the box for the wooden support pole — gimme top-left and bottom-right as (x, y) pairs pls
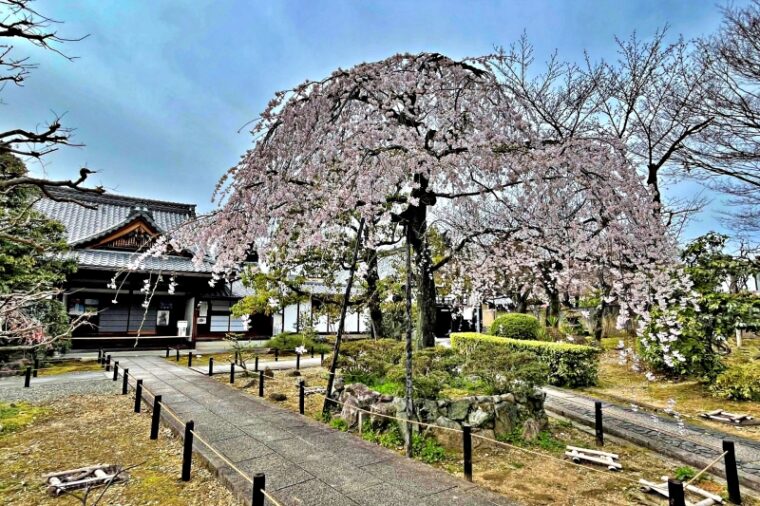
(165, 346), (170, 358)
(230, 362), (235, 384)
(595, 401), (604, 446)
(187, 352), (193, 368)
(668, 479), (685, 506)
(463, 423), (473, 482)
(252, 473), (265, 506)
(98, 349), (103, 363)
(24, 366), (31, 388)
(310, 347), (314, 358)
(296, 353), (301, 370)
(208, 357), (214, 376)
(176, 348), (180, 362)
(299, 380), (305, 415)
(112, 361), (119, 381)
(106, 355), (111, 372)
(254, 356), (259, 372)
(274, 349), (279, 362)
(259, 370), (264, 397)
(150, 395), (162, 440)
(134, 379), (143, 413)
(33, 357), (39, 377)
(321, 350), (325, 366)
(723, 440), (742, 504)
(182, 420), (194, 482)
(122, 368), (129, 395)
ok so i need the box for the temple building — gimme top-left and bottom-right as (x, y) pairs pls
(35, 188), (369, 349)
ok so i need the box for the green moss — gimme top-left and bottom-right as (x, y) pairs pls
(0, 403), (48, 435)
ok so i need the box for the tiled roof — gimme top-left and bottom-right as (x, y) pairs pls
(62, 249), (213, 274)
(35, 188), (195, 244)
(35, 188), (213, 274)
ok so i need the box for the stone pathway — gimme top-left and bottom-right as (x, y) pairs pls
(544, 386), (760, 492)
(119, 356), (516, 506)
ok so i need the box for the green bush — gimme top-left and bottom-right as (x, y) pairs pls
(451, 332), (600, 387)
(711, 362), (760, 401)
(387, 347), (459, 398)
(489, 313), (540, 340)
(265, 333), (331, 354)
(461, 345), (548, 395)
(332, 339), (404, 384)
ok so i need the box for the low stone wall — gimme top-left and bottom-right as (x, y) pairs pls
(335, 379), (548, 448)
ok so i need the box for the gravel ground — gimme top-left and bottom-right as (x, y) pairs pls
(0, 371), (118, 403)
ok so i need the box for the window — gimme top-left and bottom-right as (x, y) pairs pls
(207, 299), (248, 332)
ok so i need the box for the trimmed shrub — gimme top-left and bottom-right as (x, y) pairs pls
(451, 332), (601, 387)
(265, 333), (331, 354)
(331, 339), (404, 384)
(711, 362), (760, 401)
(489, 313), (540, 340)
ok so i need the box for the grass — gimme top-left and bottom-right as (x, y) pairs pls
(0, 403), (48, 435)
(580, 338), (760, 440)
(221, 364), (759, 505)
(0, 395), (235, 505)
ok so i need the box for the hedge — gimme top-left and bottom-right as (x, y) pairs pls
(450, 332), (600, 387)
(489, 313), (540, 340)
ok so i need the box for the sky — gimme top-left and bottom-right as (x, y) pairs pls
(1, 0), (751, 241)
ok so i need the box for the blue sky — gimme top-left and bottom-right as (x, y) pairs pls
(1, 0), (748, 240)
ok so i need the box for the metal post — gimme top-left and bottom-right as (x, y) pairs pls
(668, 479), (685, 506)
(463, 423), (472, 482)
(311, 347), (314, 358)
(594, 401), (604, 446)
(165, 346), (170, 358)
(723, 440), (742, 504)
(182, 420), (194, 481)
(188, 352), (193, 368)
(258, 370), (264, 397)
(274, 349), (279, 362)
(113, 361), (119, 381)
(320, 350), (325, 366)
(24, 366), (31, 388)
(296, 353), (301, 371)
(176, 347), (180, 362)
(252, 473), (265, 506)
(150, 395), (162, 440)
(208, 357), (214, 376)
(122, 368), (129, 395)
(98, 349), (103, 362)
(254, 356), (259, 372)
(230, 362), (235, 384)
(134, 379), (143, 413)
(106, 354), (112, 372)
(299, 380), (305, 415)
(33, 357), (39, 377)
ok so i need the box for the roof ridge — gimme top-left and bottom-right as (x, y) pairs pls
(43, 187), (198, 213)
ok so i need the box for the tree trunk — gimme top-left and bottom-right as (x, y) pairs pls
(404, 230), (414, 458)
(548, 290), (561, 326)
(406, 203), (437, 347)
(364, 247), (384, 339)
(647, 164), (661, 205)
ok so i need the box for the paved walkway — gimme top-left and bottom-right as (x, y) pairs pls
(120, 356), (515, 506)
(544, 386), (760, 492)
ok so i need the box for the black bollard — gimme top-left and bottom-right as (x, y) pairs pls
(33, 357), (39, 378)
(320, 350), (325, 366)
(723, 440), (742, 504)
(258, 370), (264, 397)
(165, 346), (170, 358)
(274, 348), (279, 361)
(106, 354), (112, 372)
(667, 479), (685, 506)
(176, 347), (180, 362)
(463, 423), (472, 482)
(230, 362), (235, 384)
(594, 401), (604, 446)
(296, 353), (301, 371)
(113, 361), (120, 381)
(311, 347), (314, 358)
(122, 368), (129, 395)
(182, 420), (194, 481)
(252, 473), (265, 506)
(134, 379), (143, 413)
(188, 352), (193, 368)
(299, 380), (305, 415)
(150, 395), (162, 440)
(98, 349), (103, 362)
(208, 357), (214, 376)
(24, 366), (31, 388)
(254, 356), (259, 372)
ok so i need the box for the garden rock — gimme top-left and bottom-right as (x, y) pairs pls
(268, 393), (287, 402)
(448, 399), (471, 421)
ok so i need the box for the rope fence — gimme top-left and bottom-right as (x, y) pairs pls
(101, 355), (745, 506)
